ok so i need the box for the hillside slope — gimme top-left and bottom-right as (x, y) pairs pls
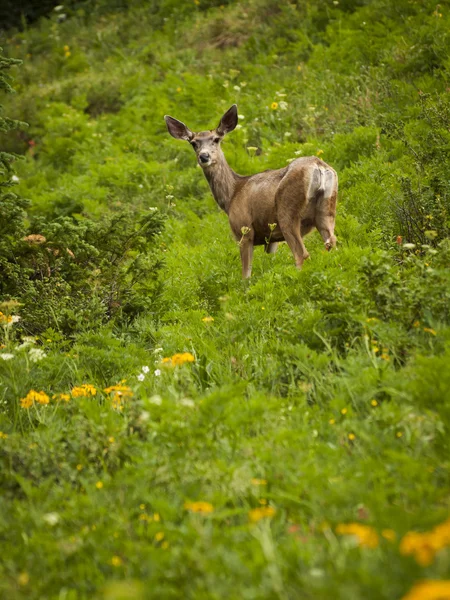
(0, 1), (450, 598)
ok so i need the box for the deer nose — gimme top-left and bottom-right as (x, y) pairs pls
(199, 153), (210, 164)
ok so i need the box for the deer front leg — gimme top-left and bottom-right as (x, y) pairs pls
(239, 239), (254, 279)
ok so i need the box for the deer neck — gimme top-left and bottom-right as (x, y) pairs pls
(203, 150), (238, 214)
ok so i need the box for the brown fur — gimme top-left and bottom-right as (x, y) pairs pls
(165, 105), (338, 278)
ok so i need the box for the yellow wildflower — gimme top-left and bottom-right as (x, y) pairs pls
(104, 384), (133, 397)
(329, 418), (336, 425)
(271, 102), (278, 110)
(251, 478), (267, 486)
(95, 481), (104, 489)
(0, 311), (12, 324)
(336, 523), (379, 548)
(413, 320), (420, 328)
(401, 580), (450, 600)
(371, 399), (378, 407)
(248, 506), (276, 523)
(202, 316), (214, 323)
(17, 572), (29, 586)
(20, 396), (33, 409)
(348, 433), (356, 441)
(139, 504), (145, 510)
(341, 408), (348, 415)
(111, 556), (122, 567)
(184, 501), (214, 514)
(316, 149), (324, 156)
(104, 384), (133, 411)
(54, 393), (70, 402)
(155, 531), (165, 542)
(111, 394), (124, 411)
(162, 541), (169, 549)
(153, 513), (161, 522)
(400, 518), (450, 566)
(162, 352), (195, 367)
(71, 384), (97, 398)
(65, 51), (71, 58)
(0, 431), (8, 439)
(76, 464), (83, 471)
(20, 390), (49, 408)
(63, 45), (70, 51)
(396, 431), (403, 438)
(423, 328), (437, 336)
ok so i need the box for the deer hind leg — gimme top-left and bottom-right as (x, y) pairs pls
(278, 214), (310, 269)
(265, 242), (279, 254)
(277, 185), (310, 269)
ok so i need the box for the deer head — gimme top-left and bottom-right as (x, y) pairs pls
(164, 105), (238, 169)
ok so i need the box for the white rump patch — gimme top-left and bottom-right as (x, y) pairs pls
(310, 166), (336, 200)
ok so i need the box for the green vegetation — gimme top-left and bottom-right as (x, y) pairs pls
(1, 0), (449, 598)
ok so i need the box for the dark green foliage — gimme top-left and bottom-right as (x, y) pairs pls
(0, 203), (165, 335)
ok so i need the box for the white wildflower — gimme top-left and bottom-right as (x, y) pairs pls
(142, 366), (150, 374)
(238, 114), (245, 120)
(154, 369), (161, 377)
(180, 398), (195, 408)
(43, 512), (60, 526)
(139, 410), (150, 422)
(0, 353), (14, 361)
(28, 348), (46, 363)
(279, 101), (288, 111)
(18, 336), (36, 350)
(11, 175), (20, 183)
(10, 315), (21, 323)
(137, 373), (145, 382)
(149, 394), (162, 405)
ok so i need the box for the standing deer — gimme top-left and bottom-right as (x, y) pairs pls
(164, 105), (338, 278)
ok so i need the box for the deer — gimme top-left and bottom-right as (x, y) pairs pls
(164, 104), (338, 279)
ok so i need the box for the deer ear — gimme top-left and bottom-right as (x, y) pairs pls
(217, 104), (238, 136)
(164, 115), (194, 141)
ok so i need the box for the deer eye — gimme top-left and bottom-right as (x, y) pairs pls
(213, 137), (221, 144)
(190, 141), (198, 150)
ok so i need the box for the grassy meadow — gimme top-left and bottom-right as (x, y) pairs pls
(0, 0), (450, 598)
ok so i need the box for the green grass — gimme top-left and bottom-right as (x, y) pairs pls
(0, 0), (450, 598)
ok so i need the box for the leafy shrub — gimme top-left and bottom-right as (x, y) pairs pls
(0, 204), (165, 336)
